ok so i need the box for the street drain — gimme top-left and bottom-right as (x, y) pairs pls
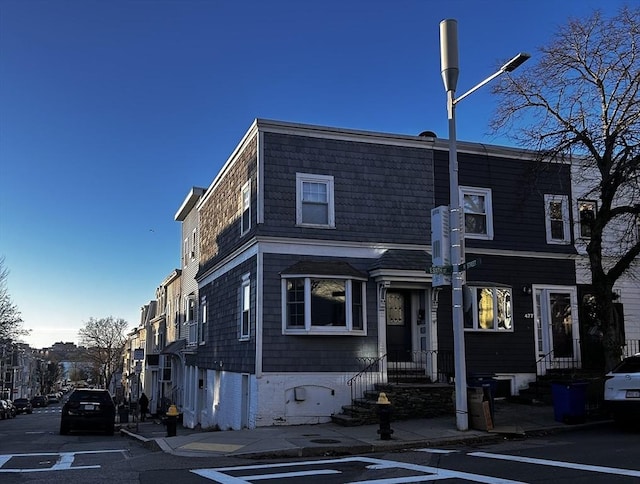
(310, 439), (341, 444)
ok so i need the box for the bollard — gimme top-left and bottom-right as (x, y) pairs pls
(376, 392), (393, 440)
(166, 404), (179, 437)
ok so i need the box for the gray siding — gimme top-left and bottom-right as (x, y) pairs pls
(433, 150), (576, 255)
(197, 257), (257, 373)
(260, 133), (434, 244)
(261, 253), (379, 373)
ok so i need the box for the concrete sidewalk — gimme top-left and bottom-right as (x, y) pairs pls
(119, 400), (610, 459)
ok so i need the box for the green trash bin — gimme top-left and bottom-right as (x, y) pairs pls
(551, 381), (588, 424)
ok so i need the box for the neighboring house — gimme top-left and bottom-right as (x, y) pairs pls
(122, 316), (147, 405)
(174, 119), (580, 430)
(174, 187), (206, 428)
(571, 162), (640, 362)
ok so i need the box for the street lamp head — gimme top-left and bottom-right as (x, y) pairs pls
(501, 52), (531, 73)
(439, 19), (459, 92)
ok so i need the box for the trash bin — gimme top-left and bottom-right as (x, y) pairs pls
(551, 381), (588, 424)
(118, 405), (128, 424)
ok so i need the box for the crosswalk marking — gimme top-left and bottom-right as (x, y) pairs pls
(0, 450), (127, 473)
(470, 451), (640, 478)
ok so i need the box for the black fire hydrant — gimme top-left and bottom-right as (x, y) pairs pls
(166, 404), (179, 437)
(376, 392), (393, 440)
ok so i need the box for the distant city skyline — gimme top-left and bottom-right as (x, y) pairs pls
(0, 0), (628, 348)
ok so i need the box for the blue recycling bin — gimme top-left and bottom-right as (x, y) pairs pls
(551, 381), (588, 424)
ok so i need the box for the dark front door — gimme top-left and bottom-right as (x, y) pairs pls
(386, 290), (412, 362)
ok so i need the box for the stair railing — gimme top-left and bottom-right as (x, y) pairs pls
(347, 355), (386, 405)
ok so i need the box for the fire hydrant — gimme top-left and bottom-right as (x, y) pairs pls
(376, 392), (393, 440)
(166, 404), (179, 437)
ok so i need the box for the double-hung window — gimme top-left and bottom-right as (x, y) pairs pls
(460, 186), (493, 240)
(296, 173), (335, 228)
(463, 285), (513, 331)
(544, 194), (570, 244)
(282, 276), (366, 335)
(198, 295), (207, 344)
(577, 200), (597, 239)
(240, 274), (250, 340)
(241, 180), (251, 236)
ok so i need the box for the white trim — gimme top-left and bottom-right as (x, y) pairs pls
(257, 131), (264, 225)
(296, 173), (335, 228)
(240, 179), (251, 236)
(544, 194), (571, 244)
(460, 186), (494, 240)
(256, 251), (263, 377)
(281, 277), (367, 336)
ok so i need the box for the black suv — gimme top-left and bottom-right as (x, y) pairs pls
(60, 388), (116, 435)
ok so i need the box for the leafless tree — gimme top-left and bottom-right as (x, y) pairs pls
(78, 316), (127, 389)
(0, 256), (29, 341)
(491, 6), (640, 370)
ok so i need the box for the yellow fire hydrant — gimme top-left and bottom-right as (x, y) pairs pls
(166, 404), (179, 437)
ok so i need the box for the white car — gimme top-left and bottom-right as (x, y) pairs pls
(604, 353), (640, 424)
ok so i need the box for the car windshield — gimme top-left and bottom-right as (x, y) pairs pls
(612, 356), (640, 373)
(68, 391), (113, 404)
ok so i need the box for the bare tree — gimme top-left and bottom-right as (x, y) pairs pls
(491, 6), (640, 370)
(78, 316), (127, 389)
(0, 256), (29, 341)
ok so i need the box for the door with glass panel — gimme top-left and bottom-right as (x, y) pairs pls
(534, 287), (581, 373)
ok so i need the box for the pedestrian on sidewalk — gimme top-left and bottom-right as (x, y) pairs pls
(139, 393), (149, 422)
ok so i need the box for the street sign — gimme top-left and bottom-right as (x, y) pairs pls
(134, 348), (144, 360)
(428, 265), (453, 275)
(459, 258), (482, 271)
(429, 259), (481, 275)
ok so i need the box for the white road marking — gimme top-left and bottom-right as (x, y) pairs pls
(0, 449), (127, 473)
(470, 451), (640, 478)
(192, 456), (526, 484)
(415, 448), (458, 454)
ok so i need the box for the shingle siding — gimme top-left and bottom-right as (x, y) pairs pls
(433, 150), (576, 254)
(261, 133), (434, 244)
(438, 255), (576, 374)
(261, 253), (379, 373)
(197, 257), (257, 373)
(199, 137), (257, 273)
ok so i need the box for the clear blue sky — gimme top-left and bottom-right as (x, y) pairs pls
(0, 0), (628, 348)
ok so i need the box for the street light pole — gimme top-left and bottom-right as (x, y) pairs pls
(439, 19), (529, 431)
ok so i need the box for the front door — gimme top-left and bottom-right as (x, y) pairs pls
(386, 290), (412, 362)
(535, 287), (580, 373)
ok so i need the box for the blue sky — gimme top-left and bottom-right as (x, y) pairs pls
(0, 0), (628, 348)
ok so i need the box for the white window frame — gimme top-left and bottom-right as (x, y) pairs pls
(459, 186), (494, 240)
(241, 180), (251, 236)
(463, 284), (513, 332)
(199, 295), (207, 345)
(281, 276), (367, 335)
(544, 194), (571, 244)
(183, 238), (189, 267)
(240, 274), (250, 341)
(577, 199), (597, 239)
(191, 229), (197, 259)
(186, 296), (197, 345)
(296, 173), (335, 228)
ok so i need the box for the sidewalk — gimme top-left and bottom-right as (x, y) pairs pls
(119, 400), (610, 459)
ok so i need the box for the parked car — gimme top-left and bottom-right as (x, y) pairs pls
(14, 398), (33, 414)
(47, 394), (60, 405)
(604, 353), (640, 424)
(60, 388), (116, 435)
(31, 395), (48, 407)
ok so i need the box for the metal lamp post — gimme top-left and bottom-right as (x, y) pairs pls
(439, 19), (529, 431)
